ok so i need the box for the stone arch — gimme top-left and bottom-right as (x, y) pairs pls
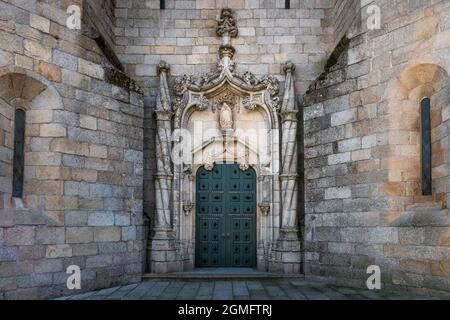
(382, 63), (450, 207)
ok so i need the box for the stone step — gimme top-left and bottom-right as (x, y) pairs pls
(142, 270), (304, 281)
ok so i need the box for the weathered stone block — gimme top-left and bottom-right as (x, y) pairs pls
(325, 187), (351, 200)
(36, 227), (65, 245)
(86, 254), (113, 268)
(80, 115), (97, 131)
(89, 145), (107, 158)
(46, 245), (73, 258)
(5, 227), (35, 246)
(50, 138), (89, 156)
(36, 61), (61, 82)
(93, 227), (121, 242)
(40, 124), (66, 137)
(331, 109), (357, 127)
(72, 243), (98, 257)
(66, 227), (94, 244)
(30, 14), (50, 33)
(79, 58), (105, 80)
(24, 40), (51, 61)
(34, 259), (63, 273)
(88, 212), (115, 226)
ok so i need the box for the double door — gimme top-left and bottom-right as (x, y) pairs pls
(195, 164), (256, 268)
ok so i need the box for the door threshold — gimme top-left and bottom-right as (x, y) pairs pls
(142, 268), (305, 280)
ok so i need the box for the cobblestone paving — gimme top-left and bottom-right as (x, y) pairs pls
(59, 280), (448, 300)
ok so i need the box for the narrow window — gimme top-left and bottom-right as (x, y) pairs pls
(12, 109), (26, 198)
(421, 97), (432, 196)
(285, 0), (291, 9)
(160, 0), (165, 9)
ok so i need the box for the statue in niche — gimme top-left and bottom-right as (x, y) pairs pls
(219, 102), (233, 130)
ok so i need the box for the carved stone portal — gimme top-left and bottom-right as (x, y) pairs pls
(150, 8), (300, 274)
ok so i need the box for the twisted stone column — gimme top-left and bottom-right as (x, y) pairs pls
(149, 61), (182, 273)
(154, 62), (173, 231)
(280, 62), (299, 231)
(269, 62), (301, 274)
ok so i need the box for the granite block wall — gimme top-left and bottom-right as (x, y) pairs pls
(303, 0), (450, 296)
(0, 0), (145, 299)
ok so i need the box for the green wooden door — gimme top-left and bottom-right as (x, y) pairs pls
(196, 164), (256, 268)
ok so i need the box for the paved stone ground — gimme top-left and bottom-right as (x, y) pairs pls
(58, 279), (448, 300)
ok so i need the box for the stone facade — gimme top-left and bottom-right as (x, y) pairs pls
(0, 0), (449, 299)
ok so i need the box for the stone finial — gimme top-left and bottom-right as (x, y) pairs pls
(156, 61), (172, 112)
(157, 61), (170, 75)
(281, 61), (297, 114)
(283, 61), (296, 75)
(216, 8), (238, 38)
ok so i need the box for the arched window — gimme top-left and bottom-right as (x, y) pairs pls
(12, 108), (26, 198)
(285, 0), (291, 9)
(421, 97), (432, 195)
(160, 0), (165, 9)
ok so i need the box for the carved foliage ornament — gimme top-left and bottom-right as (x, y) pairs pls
(172, 8), (282, 124)
(216, 8), (238, 38)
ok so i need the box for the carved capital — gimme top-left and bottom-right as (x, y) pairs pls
(258, 203), (271, 216)
(280, 110), (298, 120)
(155, 110), (173, 121)
(218, 45), (236, 60)
(283, 61), (296, 75)
(157, 61), (170, 75)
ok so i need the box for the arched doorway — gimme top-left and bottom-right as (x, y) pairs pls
(195, 163), (257, 268)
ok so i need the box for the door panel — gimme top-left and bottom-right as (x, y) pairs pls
(195, 164), (256, 268)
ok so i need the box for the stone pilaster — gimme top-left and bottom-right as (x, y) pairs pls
(269, 62), (302, 274)
(149, 61), (182, 273)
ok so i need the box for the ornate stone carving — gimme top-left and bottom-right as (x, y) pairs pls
(182, 203), (194, 216)
(203, 151), (215, 171)
(196, 95), (213, 111)
(258, 203), (271, 216)
(239, 161), (250, 172)
(214, 92), (238, 107)
(173, 75), (191, 96)
(216, 8), (238, 38)
(183, 163), (192, 174)
(243, 95), (258, 110)
(219, 103), (233, 130)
